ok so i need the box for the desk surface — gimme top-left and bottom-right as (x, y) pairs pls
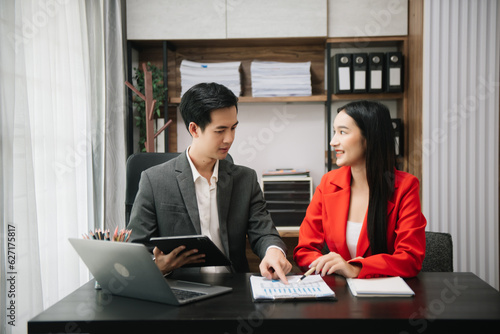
(29, 272), (500, 334)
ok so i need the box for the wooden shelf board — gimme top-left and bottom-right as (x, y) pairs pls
(130, 37), (327, 49)
(170, 93), (402, 104)
(330, 93), (404, 101)
(327, 36), (408, 44)
(169, 95), (327, 105)
(239, 95), (327, 103)
(277, 226), (300, 238)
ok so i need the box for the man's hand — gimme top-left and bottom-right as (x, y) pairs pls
(153, 245), (206, 275)
(310, 252), (362, 278)
(259, 247), (292, 284)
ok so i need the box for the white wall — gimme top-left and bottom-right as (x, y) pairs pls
(328, 0), (408, 37)
(177, 103), (326, 187)
(423, 0), (500, 290)
(126, 0), (327, 40)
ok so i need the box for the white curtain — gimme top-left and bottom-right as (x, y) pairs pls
(0, 1), (126, 333)
(423, 0), (500, 290)
(103, 0), (127, 232)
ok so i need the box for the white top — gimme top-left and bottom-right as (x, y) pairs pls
(346, 220), (363, 259)
(186, 148), (229, 274)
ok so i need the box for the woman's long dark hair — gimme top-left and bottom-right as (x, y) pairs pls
(338, 101), (396, 255)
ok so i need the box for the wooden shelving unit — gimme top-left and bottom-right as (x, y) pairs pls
(128, 37), (328, 154)
(128, 35), (415, 173)
(128, 35), (416, 173)
(168, 38), (326, 103)
(130, 38), (326, 102)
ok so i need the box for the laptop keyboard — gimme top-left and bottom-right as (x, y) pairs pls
(171, 288), (207, 301)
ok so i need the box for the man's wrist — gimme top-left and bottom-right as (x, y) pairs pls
(154, 255), (173, 277)
(266, 245), (286, 258)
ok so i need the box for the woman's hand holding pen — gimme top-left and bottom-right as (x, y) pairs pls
(153, 245), (206, 275)
(309, 252), (362, 278)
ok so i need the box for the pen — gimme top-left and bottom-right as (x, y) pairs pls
(300, 266), (316, 281)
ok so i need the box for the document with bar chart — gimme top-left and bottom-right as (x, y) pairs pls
(250, 275), (337, 302)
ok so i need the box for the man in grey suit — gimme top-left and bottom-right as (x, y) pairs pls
(128, 82), (292, 283)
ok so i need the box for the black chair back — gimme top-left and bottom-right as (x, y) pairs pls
(125, 152), (233, 225)
(421, 231), (453, 272)
(125, 152), (181, 225)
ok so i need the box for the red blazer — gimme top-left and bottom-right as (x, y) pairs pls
(293, 166), (426, 278)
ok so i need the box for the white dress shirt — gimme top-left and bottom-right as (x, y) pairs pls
(186, 147), (286, 273)
(186, 148), (230, 273)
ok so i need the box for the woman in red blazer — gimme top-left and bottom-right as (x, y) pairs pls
(294, 101), (426, 279)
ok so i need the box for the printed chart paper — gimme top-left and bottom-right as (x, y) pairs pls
(250, 275), (336, 301)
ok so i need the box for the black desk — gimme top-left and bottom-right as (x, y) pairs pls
(28, 272), (500, 334)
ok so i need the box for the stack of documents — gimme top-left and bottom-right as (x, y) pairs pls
(250, 61), (312, 97)
(262, 168), (310, 177)
(180, 60), (241, 97)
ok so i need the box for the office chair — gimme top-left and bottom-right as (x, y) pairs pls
(421, 231), (453, 272)
(125, 152), (234, 225)
(125, 152), (180, 225)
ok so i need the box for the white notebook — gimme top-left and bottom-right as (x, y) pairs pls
(346, 276), (415, 297)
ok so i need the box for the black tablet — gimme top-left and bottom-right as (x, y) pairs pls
(150, 235), (232, 267)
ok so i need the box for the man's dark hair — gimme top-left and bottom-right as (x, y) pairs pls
(179, 82), (239, 132)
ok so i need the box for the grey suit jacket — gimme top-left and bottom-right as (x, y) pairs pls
(127, 151), (286, 273)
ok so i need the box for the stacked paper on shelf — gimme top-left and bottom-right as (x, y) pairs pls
(250, 61), (312, 97)
(263, 168), (310, 177)
(180, 60), (241, 97)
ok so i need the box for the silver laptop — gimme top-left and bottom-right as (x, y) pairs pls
(69, 238), (232, 305)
